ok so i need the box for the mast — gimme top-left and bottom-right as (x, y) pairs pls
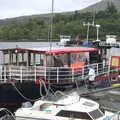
(48, 0), (54, 67)
(49, 0), (54, 49)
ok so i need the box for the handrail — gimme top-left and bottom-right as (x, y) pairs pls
(0, 62), (119, 84)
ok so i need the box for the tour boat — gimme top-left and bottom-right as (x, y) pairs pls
(0, 46), (100, 84)
(0, 46), (119, 110)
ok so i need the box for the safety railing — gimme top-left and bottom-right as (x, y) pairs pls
(0, 62), (119, 83)
(99, 42), (120, 48)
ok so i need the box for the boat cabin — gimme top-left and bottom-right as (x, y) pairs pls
(1, 46), (99, 67)
(0, 46), (101, 84)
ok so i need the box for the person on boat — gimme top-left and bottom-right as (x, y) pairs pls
(53, 55), (63, 67)
(75, 35), (83, 45)
(88, 66), (96, 89)
(84, 59), (89, 75)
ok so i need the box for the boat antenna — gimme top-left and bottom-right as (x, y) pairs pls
(92, 10), (95, 27)
(83, 10), (95, 42)
(83, 21), (94, 42)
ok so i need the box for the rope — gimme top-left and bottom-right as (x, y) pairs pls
(0, 108), (16, 120)
(11, 82), (41, 102)
(11, 79), (55, 102)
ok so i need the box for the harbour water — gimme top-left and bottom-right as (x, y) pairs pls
(0, 42), (58, 49)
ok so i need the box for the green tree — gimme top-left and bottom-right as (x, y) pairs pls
(106, 2), (117, 15)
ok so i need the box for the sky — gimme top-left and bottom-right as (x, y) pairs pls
(0, 0), (102, 19)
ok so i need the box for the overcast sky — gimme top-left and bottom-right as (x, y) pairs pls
(0, 0), (102, 19)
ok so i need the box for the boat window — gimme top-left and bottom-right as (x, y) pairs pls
(18, 53), (23, 63)
(30, 53), (34, 65)
(46, 55), (54, 67)
(12, 53), (16, 64)
(89, 109), (104, 120)
(70, 52), (88, 68)
(4, 54), (9, 64)
(60, 54), (68, 67)
(17, 52), (28, 66)
(35, 54), (43, 66)
(30, 53), (44, 66)
(56, 110), (92, 120)
(24, 52), (28, 62)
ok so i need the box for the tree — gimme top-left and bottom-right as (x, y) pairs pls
(106, 2), (117, 16)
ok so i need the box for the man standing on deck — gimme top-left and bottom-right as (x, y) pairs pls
(88, 66), (96, 90)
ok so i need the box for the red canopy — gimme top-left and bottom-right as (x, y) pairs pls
(1, 46), (99, 54)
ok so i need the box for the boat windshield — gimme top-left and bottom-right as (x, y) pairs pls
(56, 109), (104, 120)
(88, 109), (104, 120)
(56, 110), (92, 119)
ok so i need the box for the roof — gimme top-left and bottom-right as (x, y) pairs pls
(1, 46), (99, 54)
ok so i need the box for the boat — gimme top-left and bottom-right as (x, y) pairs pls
(0, 46), (103, 90)
(0, 45), (119, 110)
(15, 91), (120, 120)
(15, 91), (105, 120)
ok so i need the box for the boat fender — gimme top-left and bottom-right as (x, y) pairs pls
(22, 102), (32, 108)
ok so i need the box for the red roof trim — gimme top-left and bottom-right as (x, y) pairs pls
(111, 56), (120, 58)
(46, 48), (98, 54)
(1, 47), (99, 54)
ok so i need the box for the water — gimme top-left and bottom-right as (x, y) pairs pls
(0, 42), (58, 49)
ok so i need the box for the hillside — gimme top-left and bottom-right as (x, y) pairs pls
(82, 0), (120, 12)
(0, 0), (120, 41)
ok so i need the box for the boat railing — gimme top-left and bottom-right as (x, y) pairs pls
(99, 42), (120, 48)
(0, 62), (119, 84)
